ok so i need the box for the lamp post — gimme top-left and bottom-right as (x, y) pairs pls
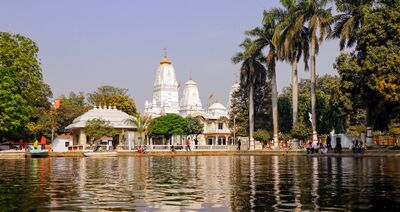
(233, 115), (237, 145)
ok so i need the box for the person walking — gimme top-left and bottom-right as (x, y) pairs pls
(237, 139), (241, 151)
(185, 137), (191, 151)
(194, 138), (199, 149)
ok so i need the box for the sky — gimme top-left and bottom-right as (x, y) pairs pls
(0, 0), (341, 112)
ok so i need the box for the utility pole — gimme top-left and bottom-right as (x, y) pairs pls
(233, 115), (236, 145)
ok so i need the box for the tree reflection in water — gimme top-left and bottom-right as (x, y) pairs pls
(0, 156), (400, 211)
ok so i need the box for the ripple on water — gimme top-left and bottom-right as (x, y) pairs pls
(1, 156), (400, 211)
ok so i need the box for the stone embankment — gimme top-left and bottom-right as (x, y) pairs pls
(1, 149), (400, 158)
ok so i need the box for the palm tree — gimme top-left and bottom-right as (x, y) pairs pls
(332, 0), (375, 50)
(331, 0), (376, 146)
(232, 38), (267, 150)
(125, 113), (152, 150)
(273, 0), (309, 130)
(245, 10), (281, 149)
(297, 0), (333, 144)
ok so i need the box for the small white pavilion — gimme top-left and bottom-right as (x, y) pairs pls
(65, 106), (137, 150)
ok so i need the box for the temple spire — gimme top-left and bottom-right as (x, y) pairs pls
(163, 48), (168, 58)
(160, 48), (172, 64)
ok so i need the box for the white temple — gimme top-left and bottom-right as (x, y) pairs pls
(145, 53), (229, 119)
(144, 53), (236, 145)
(144, 55), (180, 115)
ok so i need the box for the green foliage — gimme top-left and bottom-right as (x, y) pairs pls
(229, 81), (272, 137)
(0, 32), (52, 141)
(335, 5), (400, 131)
(291, 122), (312, 142)
(56, 92), (90, 135)
(389, 120), (400, 135)
(148, 114), (187, 140)
(0, 67), (30, 136)
(125, 113), (151, 144)
(347, 124), (366, 137)
(254, 129), (271, 143)
(278, 95), (293, 134)
(185, 116), (204, 136)
(88, 85), (137, 115)
(85, 119), (116, 143)
(280, 75), (350, 135)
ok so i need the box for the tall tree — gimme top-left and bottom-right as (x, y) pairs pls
(232, 39), (267, 150)
(273, 0), (310, 131)
(334, 4), (400, 142)
(0, 67), (30, 140)
(244, 10), (280, 149)
(229, 75), (273, 137)
(297, 0), (333, 143)
(0, 32), (52, 141)
(332, 0), (398, 145)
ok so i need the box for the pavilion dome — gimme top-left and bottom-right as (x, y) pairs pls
(180, 79), (203, 110)
(65, 106), (135, 129)
(207, 102), (228, 119)
(153, 56), (178, 90)
(209, 102), (226, 110)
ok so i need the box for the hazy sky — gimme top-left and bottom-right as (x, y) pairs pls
(0, 0), (341, 112)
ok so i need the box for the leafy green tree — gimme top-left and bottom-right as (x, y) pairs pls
(291, 122), (312, 142)
(148, 114), (187, 144)
(280, 75), (351, 135)
(246, 10), (280, 148)
(297, 0), (333, 143)
(56, 92), (90, 135)
(335, 5), (400, 143)
(185, 116), (204, 139)
(0, 32), (52, 111)
(88, 85), (137, 115)
(85, 118), (116, 144)
(0, 67), (30, 140)
(0, 32), (52, 141)
(254, 129), (271, 144)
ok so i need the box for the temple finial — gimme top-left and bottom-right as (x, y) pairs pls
(163, 48), (167, 58)
(189, 72), (192, 80)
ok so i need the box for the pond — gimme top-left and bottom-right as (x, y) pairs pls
(1, 156), (400, 211)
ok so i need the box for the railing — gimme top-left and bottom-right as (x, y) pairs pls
(67, 144), (239, 152)
(146, 145), (238, 151)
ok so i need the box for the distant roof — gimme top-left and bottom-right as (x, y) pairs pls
(65, 106), (135, 130)
(209, 102), (226, 110)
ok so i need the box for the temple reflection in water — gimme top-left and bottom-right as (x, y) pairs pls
(1, 156), (400, 211)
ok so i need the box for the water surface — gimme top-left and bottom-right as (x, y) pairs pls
(1, 156), (400, 211)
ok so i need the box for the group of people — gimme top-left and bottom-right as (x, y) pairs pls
(170, 137), (199, 152)
(352, 139), (366, 153)
(306, 141), (329, 154)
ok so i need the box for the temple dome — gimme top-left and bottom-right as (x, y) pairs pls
(65, 106), (135, 129)
(209, 102), (226, 110)
(208, 102), (228, 119)
(180, 79), (203, 115)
